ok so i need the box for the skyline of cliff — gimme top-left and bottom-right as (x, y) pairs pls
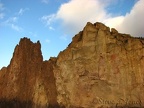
(0, 0), (144, 69)
(0, 22), (144, 107)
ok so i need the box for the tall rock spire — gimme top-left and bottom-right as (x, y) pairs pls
(0, 37), (59, 107)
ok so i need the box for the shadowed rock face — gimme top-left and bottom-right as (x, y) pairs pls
(0, 22), (144, 108)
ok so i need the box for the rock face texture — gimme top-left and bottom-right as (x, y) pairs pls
(0, 38), (59, 107)
(0, 22), (144, 108)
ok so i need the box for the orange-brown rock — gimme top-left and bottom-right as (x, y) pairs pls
(0, 22), (144, 108)
(0, 38), (60, 107)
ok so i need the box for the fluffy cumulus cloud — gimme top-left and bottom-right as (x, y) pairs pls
(117, 0), (144, 37)
(41, 0), (109, 34)
(56, 0), (110, 34)
(41, 0), (144, 37)
(105, 0), (144, 37)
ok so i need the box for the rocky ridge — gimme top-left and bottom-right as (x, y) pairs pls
(0, 22), (144, 108)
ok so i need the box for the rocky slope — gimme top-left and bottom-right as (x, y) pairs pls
(0, 22), (144, 108)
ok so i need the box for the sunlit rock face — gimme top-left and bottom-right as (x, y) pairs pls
(0, 22), (144, 108)
(55, 22), (144, 108)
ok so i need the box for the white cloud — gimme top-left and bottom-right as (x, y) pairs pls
(55, 0), (109, 34)
(41, 0), (110, 35)
(41, 0), (144, 37)
(115, 0), (144, 37)
(104, 0), (144, 37)
(104, 16), (124, 30)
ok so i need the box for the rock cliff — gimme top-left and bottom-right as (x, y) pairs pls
(0, 38), (59, 107)
(0, 22), (144, 108)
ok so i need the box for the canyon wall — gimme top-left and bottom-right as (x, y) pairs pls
(0, 22), (144, 108)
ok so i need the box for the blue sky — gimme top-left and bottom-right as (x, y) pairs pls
(0, 0), (144, 69)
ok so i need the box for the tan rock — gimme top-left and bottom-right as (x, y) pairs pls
(0, 22), (144, 108)
(55, 22), (144, 107)
(111, 28), (118, 34)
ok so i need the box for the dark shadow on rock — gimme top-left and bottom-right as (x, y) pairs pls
(0, 98), (65, 108)
(0, 99), (32, 108)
